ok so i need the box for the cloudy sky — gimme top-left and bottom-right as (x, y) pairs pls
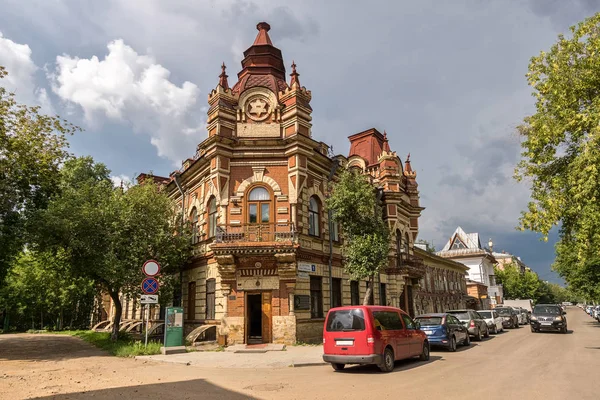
(2, 0), (598, 283)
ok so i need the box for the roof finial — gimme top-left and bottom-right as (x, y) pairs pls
(406, 152), (411, 163)
(253, 22), (273, 46)
(290, 60), (300, 88)
(404, 153), (415, 177)
(382, 130), (391, 152)
(218, 62), (229, 90)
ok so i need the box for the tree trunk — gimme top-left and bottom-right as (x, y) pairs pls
(109, 291), (122, 341)
(362, 276), (375, 305)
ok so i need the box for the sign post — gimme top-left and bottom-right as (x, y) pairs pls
(141, 260), (161, 348)
(161, 306), (185, 355)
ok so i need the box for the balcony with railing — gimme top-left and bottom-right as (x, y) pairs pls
(213, 223), (297, 245)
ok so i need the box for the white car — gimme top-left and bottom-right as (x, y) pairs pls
(514, 307), (527, 325)
(478, 310), (504, 334)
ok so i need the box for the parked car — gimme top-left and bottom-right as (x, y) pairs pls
(513, 307), (527, 325)
(414, 313), (470, 351)
(519, 308), (530, 324)
(477, 310), (504, 334)
(446, 309), (489, 341)
(322, 306), (430, 372)
(495, 307), (519, 329)
(530, 304), (568, 333)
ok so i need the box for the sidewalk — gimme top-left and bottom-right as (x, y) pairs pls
(136, 345), (326, 369)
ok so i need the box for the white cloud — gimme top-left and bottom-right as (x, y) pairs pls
(0, 31), (54, 113)
(110, 174), (132, 188)
(49, 39), (205, 165)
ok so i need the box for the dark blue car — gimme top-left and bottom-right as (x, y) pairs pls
(415, 313), (470, 352)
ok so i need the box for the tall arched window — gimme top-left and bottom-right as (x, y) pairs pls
(396, 229), (403, 266)
(190, 207), (198, 244)
(207, 197), (217, 238)
(248, 187), (270, 224)
(404, 232), (410, 256)
(308, 196), (320, 237)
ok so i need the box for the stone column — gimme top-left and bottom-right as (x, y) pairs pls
(286, 283), (296, 316)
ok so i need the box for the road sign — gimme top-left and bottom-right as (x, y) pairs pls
(297, 271), (309, 279)
(142, 277), (159, 294)
(141, 294), (158, 304)
(298, 262), (316, 272)
(142, 260), (161, 276)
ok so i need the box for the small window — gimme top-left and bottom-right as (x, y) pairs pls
(402, 314), (415, 329)
(208, 197), (217, 238)
(206, 279), (215, 320)
(310, 276), (323, 318)
(332, 278), (342, 308)
(249, 187), (269, 201)
(308, 196), (320, 237)
(247, 187), (270, 224)
(350, 281), (360, 306)
(373, 311), (404, 330)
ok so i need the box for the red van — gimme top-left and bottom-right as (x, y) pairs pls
(322, 305), (430, 372)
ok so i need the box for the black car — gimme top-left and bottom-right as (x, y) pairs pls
(495, 307), (519, 329)
(530, 304), (567, 333)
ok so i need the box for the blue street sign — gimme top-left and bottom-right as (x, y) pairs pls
(142, 277), (159, 294)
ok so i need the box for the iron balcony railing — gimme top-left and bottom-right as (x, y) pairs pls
(214, 223), (297, 244)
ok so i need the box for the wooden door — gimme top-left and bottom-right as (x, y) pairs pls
(261, 292), (272, 343)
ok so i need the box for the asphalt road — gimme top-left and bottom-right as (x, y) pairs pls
(1, 306), (599, 400)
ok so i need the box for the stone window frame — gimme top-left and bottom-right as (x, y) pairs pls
(308, 195), (321, 237)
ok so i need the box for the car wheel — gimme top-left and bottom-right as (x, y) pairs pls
(463, 333), (471, 346)
(475, 329), (482, 341)
(484, 327), (490, 338)
(448, 336), (456, 352)
(419, 342), (430, 361)
(514, 320), (520, 329)
(562, 326), (568, 334)
(379, 347), (395, 373)
(331, 363), (345, 371)
(530, 326), (536, 333)
(493, 325), (498, 334)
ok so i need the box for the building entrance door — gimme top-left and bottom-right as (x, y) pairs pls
(246, 292), (272, 344)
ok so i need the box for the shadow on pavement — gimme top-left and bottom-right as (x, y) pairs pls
(32, 379), (257, 400)
(0, 334), (107, 362)
(338, 355), (443, 374)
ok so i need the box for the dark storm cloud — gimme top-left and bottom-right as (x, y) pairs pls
(528, 0), (600, 28)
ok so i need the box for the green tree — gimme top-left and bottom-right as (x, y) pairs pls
(327, 170), (390, 305)
(32, 157), (191, 340)
(495, 262), (540, 301)
(0, 66), (77, 285)
(515, 13), (600, 296)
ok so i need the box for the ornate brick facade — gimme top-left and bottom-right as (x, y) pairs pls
(158, 22), (449, 344)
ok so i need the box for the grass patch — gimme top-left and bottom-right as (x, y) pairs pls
(72, 331), (161, 357)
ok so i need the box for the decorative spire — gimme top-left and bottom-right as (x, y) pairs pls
(404, 153), (416, 177)
(290, 60), (300, 88)
(382, 131), (391, 152)
(253, 22), (273, 46)
(218, 62), (229, 90)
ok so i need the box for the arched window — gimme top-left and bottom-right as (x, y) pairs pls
(248, 187), (270, 224)
(190, 207), (198, 244)
(404, 232), (410, 256)
(308, 196), (320, 237)
(396, 230), (403, 266)
(207, 197), (217, 238)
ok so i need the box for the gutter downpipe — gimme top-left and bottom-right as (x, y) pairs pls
(327, 159), (340, 309)
(174, 173), (185, 308)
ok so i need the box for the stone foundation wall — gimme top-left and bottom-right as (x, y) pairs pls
(221, 316), (244, 345)
(296, 319), (324, 344)
(272, 316), (296, 344)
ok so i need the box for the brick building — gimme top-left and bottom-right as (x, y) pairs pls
(154, 22), (433, 345)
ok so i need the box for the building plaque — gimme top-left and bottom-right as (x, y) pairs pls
(294, 295), (310, 311)
(237, 123), (280, 138)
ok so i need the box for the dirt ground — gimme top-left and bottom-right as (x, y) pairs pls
(1, 307), (600, 400)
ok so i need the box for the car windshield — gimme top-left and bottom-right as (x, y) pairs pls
(326, 309), (366, 332)
(533, 306), (560, 315)
(496, 308), (511, 316)
(478, 311), (492, 318)
(415, 317), (443, 326)
(447, 312), (470, 320)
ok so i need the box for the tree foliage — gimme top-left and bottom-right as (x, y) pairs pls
(495, 262), (540, 301)
(327, 170), (390, 305)
(0, 250), (95, 332)
(32, 157), (192, 340)
(0, 66), (77, 284)
(515, 13), (600, 297)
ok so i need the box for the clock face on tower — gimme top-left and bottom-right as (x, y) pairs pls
(246, 96), (271, 121)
